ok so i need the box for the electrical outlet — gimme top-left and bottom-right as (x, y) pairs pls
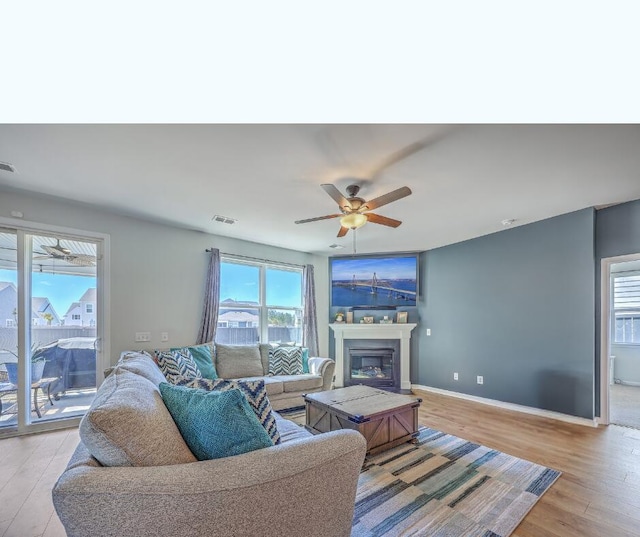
(161, 332), (169, 342)
(453, 372), (459, 381)
(477, 375), (484, 385)
(135, 332), (151, 342)
(426, 328), (431, 336)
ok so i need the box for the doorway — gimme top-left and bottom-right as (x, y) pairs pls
(600, 253), (640, 428)
(0, 224), (109, 436)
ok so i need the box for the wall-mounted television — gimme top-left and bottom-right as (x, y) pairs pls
(330, 253), (418, 307)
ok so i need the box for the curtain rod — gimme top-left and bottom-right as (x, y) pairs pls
(205, 249), (305, 269)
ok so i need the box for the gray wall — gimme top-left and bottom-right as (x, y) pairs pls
(0, 187), (329, 364)
(595, 199), (640, 412)
(417, 209), (596, 419)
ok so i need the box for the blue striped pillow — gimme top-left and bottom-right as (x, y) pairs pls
(157, 349), (202, 380)
(268, 346), (303, 376)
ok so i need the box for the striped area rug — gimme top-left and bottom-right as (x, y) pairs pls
(352, 426), (560, 537)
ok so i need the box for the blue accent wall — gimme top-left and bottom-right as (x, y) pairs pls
(417, 209), (596, 419)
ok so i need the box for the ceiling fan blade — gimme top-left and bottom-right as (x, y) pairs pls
(66, 255), (96, 267)
(321, 184), (350, 210)
(362, 186), (412, 211)
(43, 245), (63, 256)
(295, 214), (342, 224)
(369, 141), (432, 178)
(365, 212), (402, 228)
(369, 127), (456, 178)
(337, 226), (349, 238)
(42, 239), (71, 256)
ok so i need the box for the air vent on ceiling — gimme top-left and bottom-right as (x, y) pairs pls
(329, 244), (344, 249)
(212, 215), (237, 225)
(0, 161), (16, 173)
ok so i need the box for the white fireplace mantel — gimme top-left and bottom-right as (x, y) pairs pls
(329, 323), (417, 390)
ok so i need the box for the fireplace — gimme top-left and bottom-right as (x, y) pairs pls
(330, 323), (417, 390)
(343, 338), (401, 389)
(347, 347), (398, 388)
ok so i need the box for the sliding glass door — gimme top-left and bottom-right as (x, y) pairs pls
(0, 227), (105, 434)
(0, 230), (20, 429)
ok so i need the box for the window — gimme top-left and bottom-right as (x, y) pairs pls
(6, 319), (15, 328)
(613, 273), (640, 344)
(86, 303), (93, 313)
(217, 258), (303, 345)
(72, 314), (81, 321)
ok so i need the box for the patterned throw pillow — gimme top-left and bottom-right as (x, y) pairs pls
(159, 383), (273, 460)
(268, 346), (303, 376)
(173, 377), (281, 445)
(170, 343), (217, 380)
(156, 349), (202, 381)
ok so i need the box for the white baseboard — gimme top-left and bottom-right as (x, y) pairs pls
(412, 384), (598, 428)
(615, 380), (640, 387)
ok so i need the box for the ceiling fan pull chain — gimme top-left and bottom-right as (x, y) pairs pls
(353, 228), (357, 254)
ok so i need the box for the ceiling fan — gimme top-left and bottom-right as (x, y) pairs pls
(294, 183), (412, 237)
(34, 239), (96, 267)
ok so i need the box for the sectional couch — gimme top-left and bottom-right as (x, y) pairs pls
(211, 343), (335, 411)
(52, 351), (366, 537)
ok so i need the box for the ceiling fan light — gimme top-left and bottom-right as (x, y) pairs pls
(340, 213), (367, 229)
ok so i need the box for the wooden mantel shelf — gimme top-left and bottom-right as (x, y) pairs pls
(329, 323), (417, 390)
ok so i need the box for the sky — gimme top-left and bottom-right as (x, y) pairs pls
(220, 263), (302, 307)
(0, 262), (298, 317)
(331, 256), (417, 281)
(0, 269), (95, 317)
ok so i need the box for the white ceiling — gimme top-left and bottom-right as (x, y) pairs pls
(0, 124), (639, 256)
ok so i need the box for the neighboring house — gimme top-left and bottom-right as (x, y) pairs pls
(217, 310), (259, 328)
(31, 297), (61, 326)
(63, 288), (96, 326)
(218, 298), (260, 328)
(0, 282), (17, 329)
(0, 283), (60, 327)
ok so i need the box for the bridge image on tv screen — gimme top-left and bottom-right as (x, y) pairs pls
(331, 256), (417, 307)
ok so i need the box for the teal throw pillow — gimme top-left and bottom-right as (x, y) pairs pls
(171, 343), (217, 379)
(159, 383), (273, 460)
(302, 347), (309, 374)
(173, 377), (280, 444)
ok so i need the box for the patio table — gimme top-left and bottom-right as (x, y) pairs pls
(0, 376), (58, 418)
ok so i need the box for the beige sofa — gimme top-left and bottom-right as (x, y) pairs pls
(52, 351), (366, 537)
(152, 343), (335, 411)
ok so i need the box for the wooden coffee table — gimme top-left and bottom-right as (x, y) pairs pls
(304, 385), (422, 455)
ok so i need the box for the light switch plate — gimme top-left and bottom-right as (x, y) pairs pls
(135, 332), (151, 342)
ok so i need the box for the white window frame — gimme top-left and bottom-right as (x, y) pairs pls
(0, 216), (110, 438)
(612, 271), (640, 346)
(219, 256), (303, 344)
(86, 303), (93, 313)
(6, 319), (15, 328)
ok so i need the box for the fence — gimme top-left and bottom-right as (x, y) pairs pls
(0, 327), (97, 362)
(215, 326), (302, 346)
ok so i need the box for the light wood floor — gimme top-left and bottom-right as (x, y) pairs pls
(1, 390), (639, 537)
(0, 427), (77, 537)
(415, 389), (640, 537)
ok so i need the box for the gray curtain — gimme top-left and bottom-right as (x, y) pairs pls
(302, 264), (319, 356)
(197, 248), (221, 344)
